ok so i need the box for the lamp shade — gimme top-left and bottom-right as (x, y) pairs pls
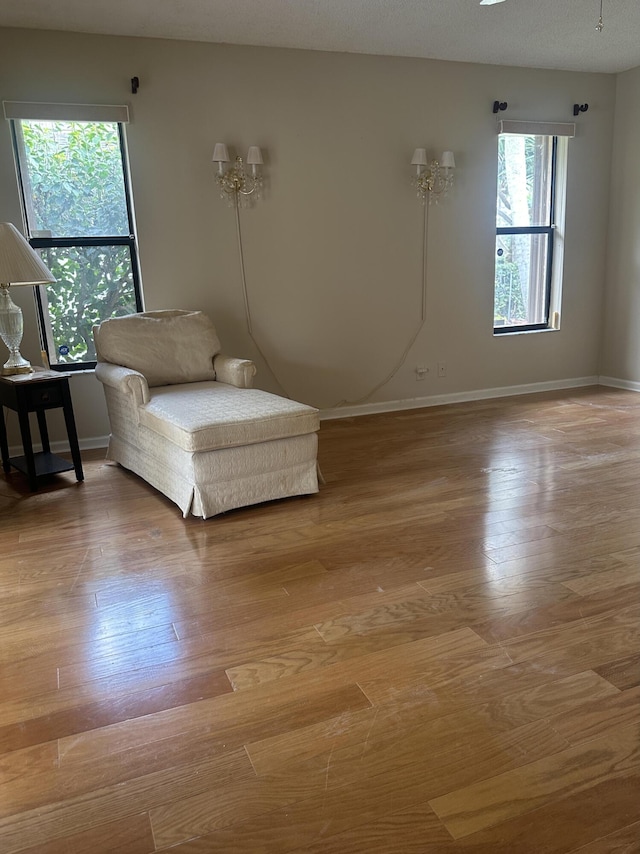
(440, 150), (456, 169)
(246, 146), (263, 166)
(0, 223), (55, 286)
(212, 142), (230, 163)
(411, 148), (428, 166)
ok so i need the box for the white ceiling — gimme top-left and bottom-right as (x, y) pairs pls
(1, 0), (639, 75)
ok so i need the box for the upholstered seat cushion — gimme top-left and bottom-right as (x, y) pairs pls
(138, 382), (320, 453)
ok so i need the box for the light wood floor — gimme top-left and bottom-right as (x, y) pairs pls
(1, 386), (639, 853)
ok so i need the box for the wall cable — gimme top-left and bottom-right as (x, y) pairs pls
(329, 200), (430, 409)
(233, 198), (430, 410)
(234, 200), (291, 398)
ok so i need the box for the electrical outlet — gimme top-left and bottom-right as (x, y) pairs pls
(415, 365), (429, 381)
(437, 361), (447, 378)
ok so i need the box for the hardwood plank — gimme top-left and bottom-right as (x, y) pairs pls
(247, 670), (616, 776)
(499, 603), (640, 667)
(566, 820), (640, 853)
(297, 802), (456, 854)
(56, 624), (320, 690)
(1, 623), (179, 689)
(56, 682), (370, 769)
(0, 669), (233, 755)
(226, 626), (492, 691)
(0, 630), (360, 731)
(0, 743), (59, 818)
(472, 581), (640, 645)
(149, 771), (331, 849)
(177, 580), (432, 647)
(314, 578), (579, 644)
(594, 653), (640, 690)
(0, 749), (252, 854)
(453, 773), (640, 853)
(13, 812), (155, 854)
(562, 563), (640, 595)
(428, 722), (640, 839)
(93, 557), (330, 610)
(550, 685), (640, 745)
(417, 552), (631, 598)
(0, 591), (97, 633)
(613, 545), (640, 567)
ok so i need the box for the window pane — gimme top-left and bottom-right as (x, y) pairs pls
(494, 233), (550, 328)
(18, 120), (129, 238)
(38, 245), (137, 365)
(497, 135), (553, 229)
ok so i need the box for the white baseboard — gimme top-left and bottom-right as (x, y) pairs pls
(319, 376), (601, 421)
(7, 378), (636, 454)
(598, 375), (640, 393)
(7, 435), (109, 458)
(78, 435), (110, 452)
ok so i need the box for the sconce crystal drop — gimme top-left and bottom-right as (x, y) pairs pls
(212, 146), (264, 207)
(411, 149), (455, 204)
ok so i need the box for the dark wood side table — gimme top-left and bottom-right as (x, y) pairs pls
(0, 368), (84, 491)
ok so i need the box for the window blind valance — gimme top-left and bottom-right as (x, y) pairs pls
(497, 120), (575, 137)
(2, 101), (129, 123)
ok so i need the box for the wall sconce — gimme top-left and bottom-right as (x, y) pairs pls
(410, 149), (455, 203)
(212, 143), (264, 205)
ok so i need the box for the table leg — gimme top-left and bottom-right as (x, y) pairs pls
(0, 407), (9, 474)
(61, 382), (84, 482)
(36, 409), (51, 453)
(17, 408), (37, 491)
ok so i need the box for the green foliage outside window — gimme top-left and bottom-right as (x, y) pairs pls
(19, 120), (138, 364)
(494, 259), (526, 326)
(39, 244), (136, 363)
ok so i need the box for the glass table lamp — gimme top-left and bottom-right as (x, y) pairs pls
(0, 222), (56, 375)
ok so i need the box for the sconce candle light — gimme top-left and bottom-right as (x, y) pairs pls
(411, 149), (455, 203)
(212, 143), (264, 205)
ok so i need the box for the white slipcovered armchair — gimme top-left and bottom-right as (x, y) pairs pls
(93, 310), (320, 518)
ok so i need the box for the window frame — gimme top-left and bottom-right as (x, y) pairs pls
(493, 121), (573, 336)
(5, 103), (143, 371)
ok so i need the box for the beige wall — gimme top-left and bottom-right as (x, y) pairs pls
(0, 27), (618, 445)
(601, 65), (640, 385)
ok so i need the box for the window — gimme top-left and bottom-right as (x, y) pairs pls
(493, 120), (573, 334)
(4, 101), (143, 369)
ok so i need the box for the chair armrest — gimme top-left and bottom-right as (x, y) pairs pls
(95, 362), (150, 406)
(214, 354), (257, 389)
